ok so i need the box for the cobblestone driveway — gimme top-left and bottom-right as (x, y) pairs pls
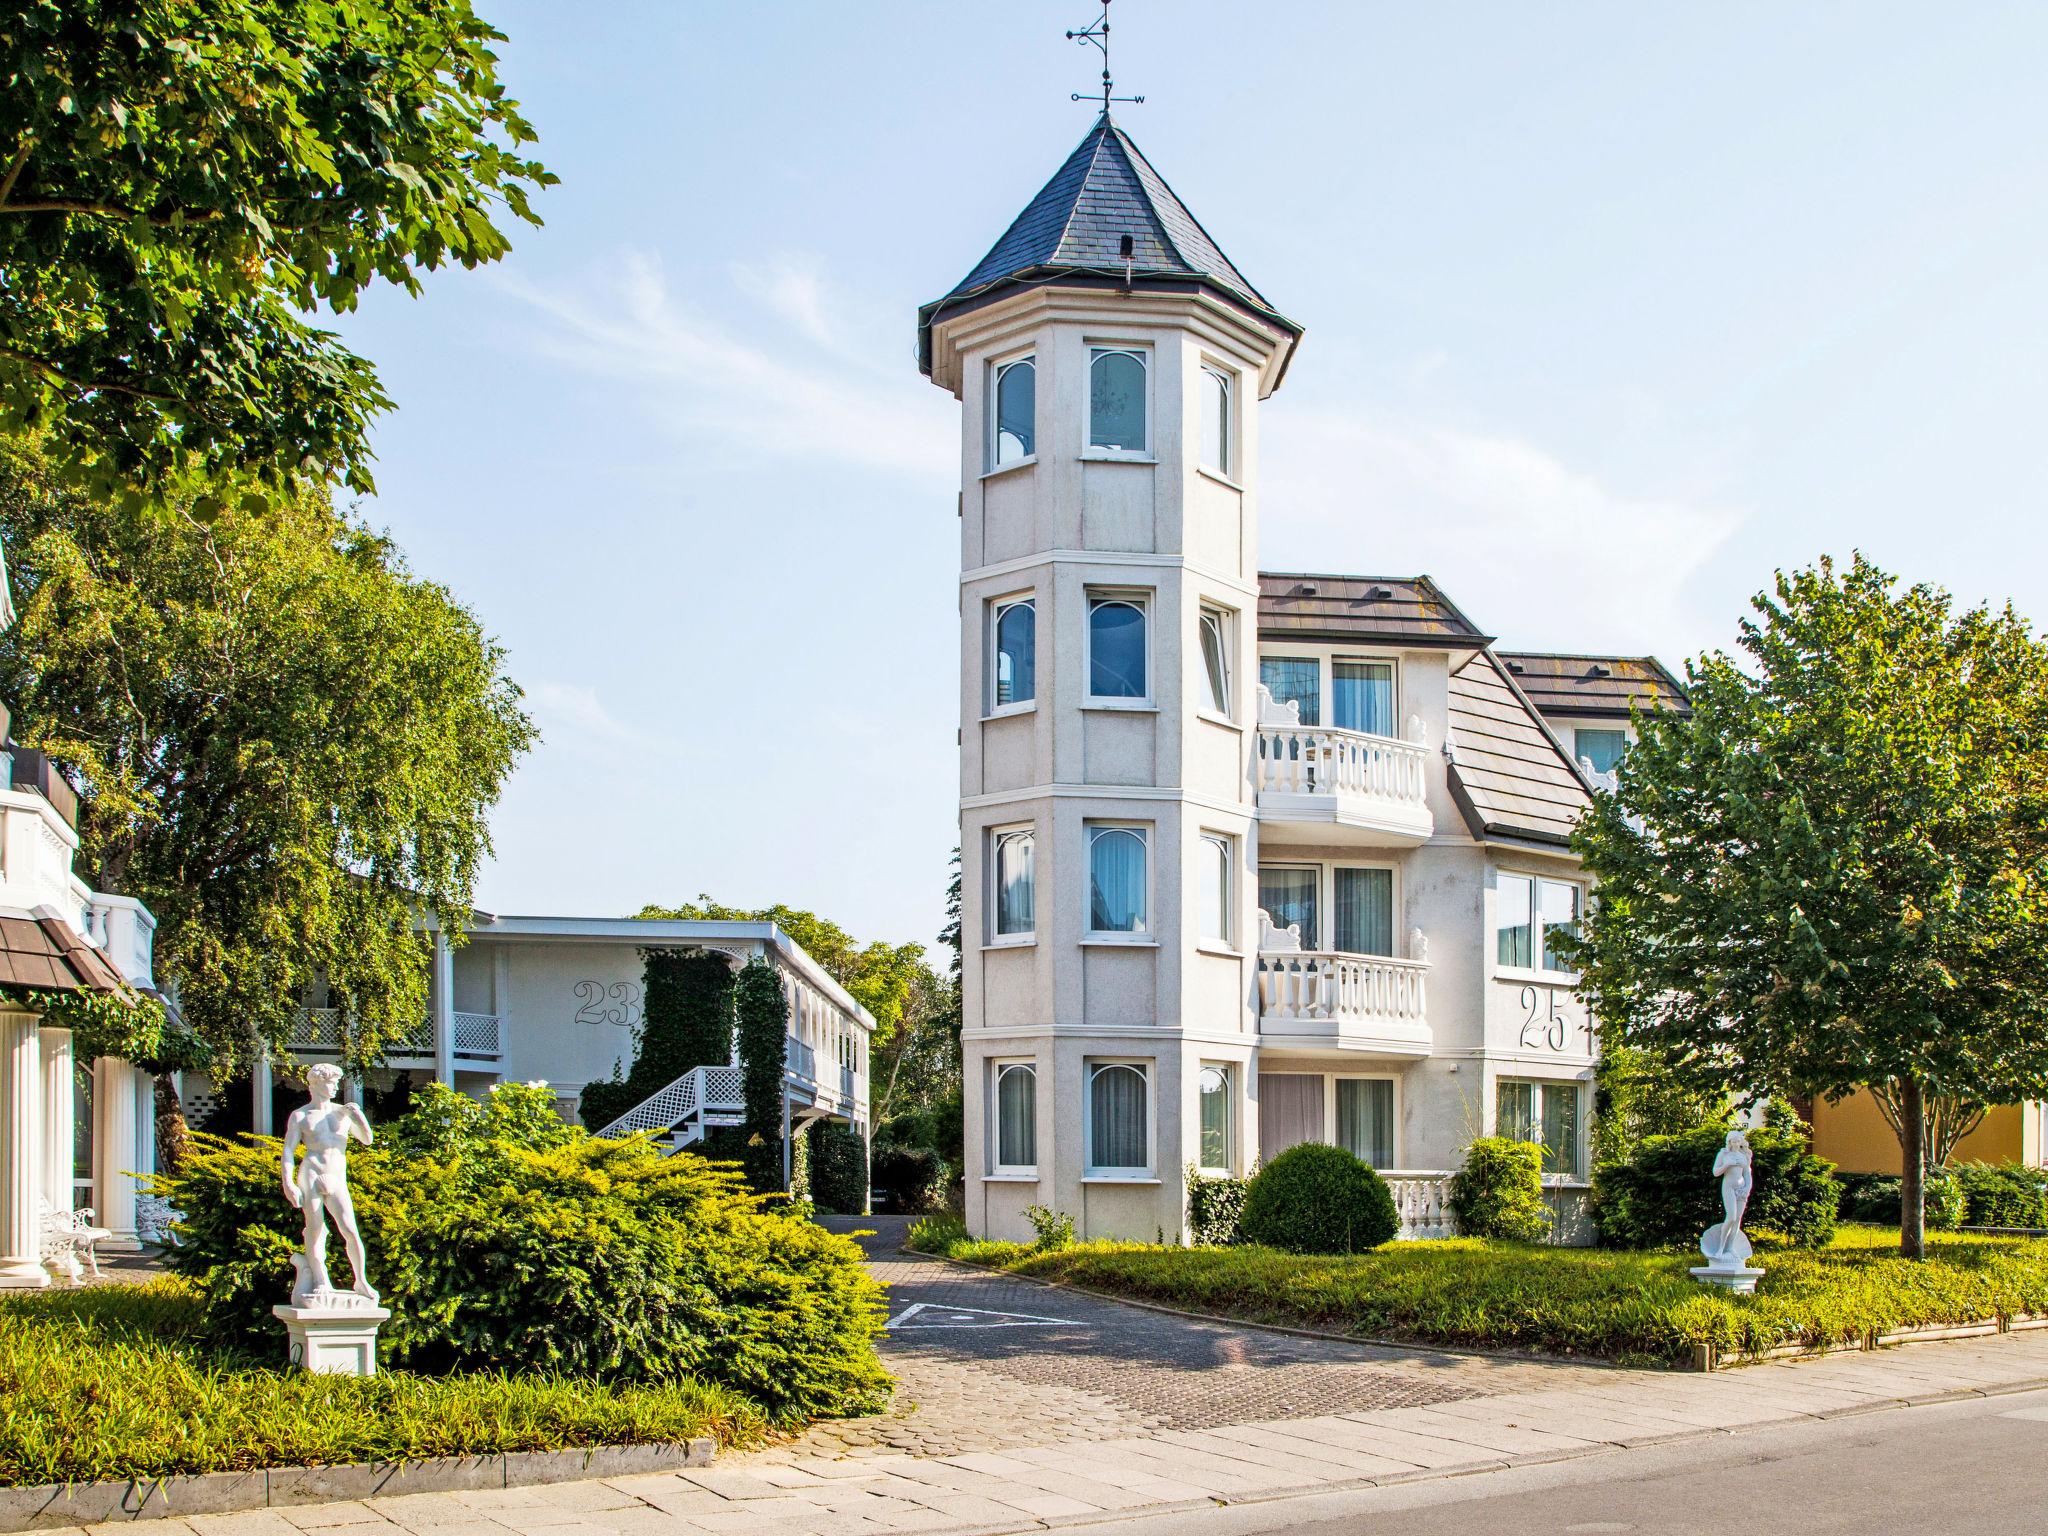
(772, 1218), (1617, 1460)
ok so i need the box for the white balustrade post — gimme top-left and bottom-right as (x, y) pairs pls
(92, 1054), (141, 1250)
(38, 1025), (74, 1216)
(432, 927), (455, 1086)
(250, 1046), (275, 1138)
(0, 1007), (47, 1287)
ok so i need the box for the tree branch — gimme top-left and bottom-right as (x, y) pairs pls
(0, 141), (31, 207)
(0, 344), (186, 406)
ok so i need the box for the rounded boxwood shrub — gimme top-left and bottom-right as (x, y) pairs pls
(1448, 1137), (1551, 1242)
(155, 1083), (887, 1421)
(1238, 1143), (1398, 1254)
(1591, 1122), (1839, 1250)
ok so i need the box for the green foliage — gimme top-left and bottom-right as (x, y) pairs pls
(1953, 1163), (2048, 1228)
(1023, 1204), (1074, 1251)
(1592, 1123), (1840, 1250)
(1448, 1138), (1552, 1243)
(1186, 1167), (1250, 1246)
(1239, 1143), (1399, 1255)
(1592, 1042), (1722, 1171)
(906, 1212), (969, 1253)
(870, 1143), (948, 1213)
(1838, 1170), (1965, 1230)
(24, 983), (168, 1065)
(155, 1083), (888, 1420)
(0, 0), (552, 503)
(902, 1223), (2048, 1367)
(578, 949), (735, 1133)
(733, 960), (788, 1192)
(0, 442), (534, 1068)
(807, 1123), (869, 1215)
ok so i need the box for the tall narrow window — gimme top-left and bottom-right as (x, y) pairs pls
(1259, 657), (1320, 724)
(1332, 660), (1395, 737)
(1088, 1061), (1149, 1172)
(1336, 1078), (1395, 1168)
(992, 356), (1036, 466)
(994, 1062), (1036, 1172)
(1198, 607), (1230, 714)
(1497, 874), (1534, 968)
(993, 829), (1035, 939)
(1575, 727), (1627, 776)
(1089, 596), (1148, 698)
(1088, 347), (1147, 451)
(1088, 826), (1148, 934)
(1258, 866), (1318, 949)
(1334, 868), (1394, 956)
(1498, 1080), (1582, 1178)
(1198, 1065), (1231, 1172)
(1200, 833), (1232, 945)
(1538, 879), (1581, 973)
(992, 598), (1035, 708)
(1200, 365), (1232, 475)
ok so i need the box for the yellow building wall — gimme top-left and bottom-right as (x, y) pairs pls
(1809, 1091), (2044, 1173)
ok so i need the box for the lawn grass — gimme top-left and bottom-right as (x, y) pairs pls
(0, 1279), (770, 1487)
(909, 1217), (2048, 1367)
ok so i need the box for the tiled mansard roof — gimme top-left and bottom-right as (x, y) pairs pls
(1495, 652), (1692, 719)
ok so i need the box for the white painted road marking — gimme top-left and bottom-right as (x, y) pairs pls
(885, 1301), (1083, 1330)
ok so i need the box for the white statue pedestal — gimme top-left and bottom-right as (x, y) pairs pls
(1689, 1263), (1765, 1295)
(274, 1295), (390, 1376)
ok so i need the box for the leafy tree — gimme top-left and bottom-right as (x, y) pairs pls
(0, 438), (534, 1067)
(1568, 555), (2048, 1258)
(733, 959), (788, 1192)
(0, 0), (551, 503)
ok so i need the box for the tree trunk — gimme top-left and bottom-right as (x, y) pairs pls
(153, 1072), (194, 1175)
(1899, 1076), (1926, 1261)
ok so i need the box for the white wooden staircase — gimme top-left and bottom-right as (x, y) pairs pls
(594, 1064), (746, 1151)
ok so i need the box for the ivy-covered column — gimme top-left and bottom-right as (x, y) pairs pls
(734, 960), (789, 1193)
(0, 1006), (48, 1288)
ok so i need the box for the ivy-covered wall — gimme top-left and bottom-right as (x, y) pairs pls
(734, 960), (788, 1192)
(577, 948), (735, 1131)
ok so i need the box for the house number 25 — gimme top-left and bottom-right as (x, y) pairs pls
(1518, 985), (1591, 1052)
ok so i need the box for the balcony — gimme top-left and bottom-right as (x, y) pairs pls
(1254, 719), (1433, 845)
(1255, 945), (1431, 1056)
(287, 1007), (503, 1063)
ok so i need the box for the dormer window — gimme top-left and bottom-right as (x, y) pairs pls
(1200, 364), (1233, 476)
(991, 356), (1036, 467)
(1088, 347), (1148, 453)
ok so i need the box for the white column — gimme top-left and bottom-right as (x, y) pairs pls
(250, 1047), (274, 1137)
(0, 1008), (47, 1287)
(132, 1064), (156, 1183)
(38, 1026), (74, 1215)
(92, 1055), (140, 1249)
(432, 927), (455, 1086)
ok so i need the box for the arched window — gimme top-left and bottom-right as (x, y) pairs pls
(1200, 364), (1232, 475)
(1198, 1065), (1231, 1172)
(992, 356), (1036, 466)
(1088, 825), (1148, 933)
(993, 828), (1035, 938)
(994, 1062), (1036, 1171)
(993, 597), (1035, 707)
(1088, 347), (1147, 452)
(1088, 597), (1147, 698)
(1089, 1061), (1150, 1172)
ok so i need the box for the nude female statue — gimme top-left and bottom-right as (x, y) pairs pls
(280, 1064), (378, 1304)
(1700, 1128), (1755, 1269)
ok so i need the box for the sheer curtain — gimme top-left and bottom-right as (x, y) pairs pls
(1258, 1072), (1325, 1164)
(1090, 1064), (1148, 1169)
(1258, 867), (1318, 947)
(996, 1064), (1036, 1167)
(995, 831), (1034, 935)
(1336, 1079), (1394, 1167)
(1332, 660), (1395, 736)
(1089, 828), (1147, 932)
(1334, 868), (1393, 956)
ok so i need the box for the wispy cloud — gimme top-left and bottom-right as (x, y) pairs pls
(524, 680), (669, 756)
(495, 251), (953, 481)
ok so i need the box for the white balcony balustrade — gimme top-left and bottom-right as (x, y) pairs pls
(1256, 913), (1431, 1055)
(1380, 1171), (1456, 1239)
(1254, 690), (1433, 844)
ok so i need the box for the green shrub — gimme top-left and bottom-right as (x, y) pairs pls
(1448, 1138), (1551, 1242)
(734, 960), (788, 1192)
(156, 1083), (887, 1421)
(1024, 1204), (1074, 1251)
(1187, 1167), (1249, 1246)
(809, 1123), (870, 1214)
(1954, 1163), (2048, 1228)
(906, 1212), (969, 1253)
(871, 1143), (947, 1212)
(1838, 1169), (1966, 1230)
(1239, 1143), (1398, 1255)
(1592, 1124), (1839, 1250)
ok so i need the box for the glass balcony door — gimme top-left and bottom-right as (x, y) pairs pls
(1332, 660), (1395, 737)
(1258, 866), (1319, 949)
(1333, 867), (1394, 956)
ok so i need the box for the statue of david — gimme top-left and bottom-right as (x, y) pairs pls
(280, 1064), (379, 1305)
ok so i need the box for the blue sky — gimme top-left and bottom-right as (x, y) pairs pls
(336, 2), (2048, 952)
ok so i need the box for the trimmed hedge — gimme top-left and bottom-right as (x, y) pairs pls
(1187, 1168), (1249, 1246)
(156, 1083), (888, 1421)
(1448, 1138), (1550, 1242)
(1592, 1124), (1839, 1250)
(1239, 1143), (1398, 1255)
(1955, 1162), (2048, 1228)
(809, 1123), (870, 1214)
(1838, 1169), (1965, 1231)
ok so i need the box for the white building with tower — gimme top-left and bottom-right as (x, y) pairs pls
(924, 112), (1681, 1244)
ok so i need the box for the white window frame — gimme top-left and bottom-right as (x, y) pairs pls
(1496, 871), (1583, 978)
(1256, 860), (1322, 950)
(988, 823), (1036, 946)
(1198, 361), (1235, 479)
(1496, 1076), (1586, 1181)
(1573, 725), (1629, 775)
(1085, 588), (1153, 705)
(987, 351), (1038, 471)
(987, 592), (1037, 715)
(1198, 830), (1234, 950)
(1085, 821), (1152, 940)
(1329, 860), (1402, 958)
(1083, 343), (1151, 458)
(1254, 648), (1405, 738)
(1197, 603), (1233, 719)
(1196, 1062), (1235, 1175)
(990, 1058), (1038, 1176)
(1085, 1057), (1155, 1178)
(1327, 1072), (1401, 1169)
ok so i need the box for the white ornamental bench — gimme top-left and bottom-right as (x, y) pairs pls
(39, 1197), (112, 1284)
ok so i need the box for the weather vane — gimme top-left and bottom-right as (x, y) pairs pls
(1067, 1), (1145, 114)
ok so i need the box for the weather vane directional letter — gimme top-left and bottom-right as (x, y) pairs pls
(1067, 0), (1145, 114)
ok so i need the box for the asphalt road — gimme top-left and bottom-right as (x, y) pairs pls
(1061, 1386), (2048, 1536)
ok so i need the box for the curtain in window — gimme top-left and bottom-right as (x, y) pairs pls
(1200, 835), (1231, 944)
(1258, 867), (1318, 948)
(1542, 1084), (1582, 1177)
(1332, 660), (1395, 737)
(994, 358), (1035, 463)
(1198, 1066), (1230, 1170)
(1089, 601), (1147, 697)
(1199, 612), (1229, 713)
(995, 831), (1034, 935)
(1334, 868), (1393, 956)
(1089, 828), (1147, 932)
(1089, 349), (1147, 450)
(1336, 1078), (1395, 1168)
(1090, 1063), (1148, 1169)
(1497, 875), (1534, 967)
(1498, 1080), (1537, 1145)
(1258, 1072), (1325, 1164)
(1201, 367), (1230, 473)
(996, 1064), (1036, 1167)
(1538, 880), (1581, 972)
(1259, 657), (1320, 724)
(995, 601), (1035, 706)
(1574, 728), (1627, 776)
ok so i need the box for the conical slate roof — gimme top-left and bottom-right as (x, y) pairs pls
(919, 115), (1298, 374)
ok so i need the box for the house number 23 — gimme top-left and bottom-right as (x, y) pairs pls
(1518, 985), (1591, 1052)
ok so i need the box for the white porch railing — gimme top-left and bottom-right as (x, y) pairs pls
(452, 1011), (502, 1057)
(1256, 951), (1428, 1025)
(1256, 725), (1430, 809)
(287, 1007), (433, 1058)
(1381, 1170), (1456, 1240)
